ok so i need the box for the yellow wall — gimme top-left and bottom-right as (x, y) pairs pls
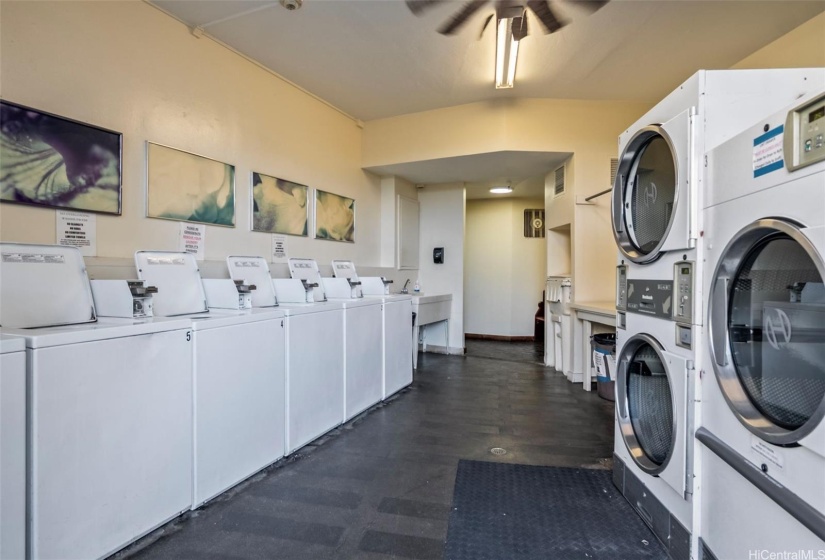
(363, 99), (649, 301)
(0, 1), (381, 266)
(464, 197), (546, 337)
(733, 11), (825, 69)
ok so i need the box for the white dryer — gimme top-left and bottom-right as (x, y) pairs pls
(610, 69), (825, 559)
(226, 256), (346, 455)
(698, 91), (825, 557)
(135, 251), (287, 509)
(0, 334), (25, 560)
(0, 244), (193, 560)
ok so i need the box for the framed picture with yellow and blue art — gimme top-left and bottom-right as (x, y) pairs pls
(314, 189), (354, 243)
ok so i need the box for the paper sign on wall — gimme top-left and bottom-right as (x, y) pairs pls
(179, 222), (205, 260)
(56, 210), (96, 256)
(753, 125), (784, 178)
(272, 234), (288, 263)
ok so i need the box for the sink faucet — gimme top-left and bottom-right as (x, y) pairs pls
(401, 279), (410, 294)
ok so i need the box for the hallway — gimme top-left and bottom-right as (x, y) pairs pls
(120, 342), (615, 560)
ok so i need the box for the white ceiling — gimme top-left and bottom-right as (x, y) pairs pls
(150, 0), (824, 192)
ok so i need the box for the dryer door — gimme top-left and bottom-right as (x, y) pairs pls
(612, 108), (694, 264)
(616, 334), (690, 497)
(709, 219), (825, 447)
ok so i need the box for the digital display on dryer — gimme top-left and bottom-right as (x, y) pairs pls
(809, 105), (824, 123)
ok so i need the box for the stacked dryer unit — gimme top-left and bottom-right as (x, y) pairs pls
(609, 69), (822, 560)
(545, 276), (573, 379)
(697, 91), (825, 558)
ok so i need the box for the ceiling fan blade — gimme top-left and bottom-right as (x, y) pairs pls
(566, 0), (610, 13)
(437, 0), (489, 35)
(526, 0), (566, 33)
(512, 13), (528, 41)
(405, 0), (447, 16)
(478, 13), (495, 40)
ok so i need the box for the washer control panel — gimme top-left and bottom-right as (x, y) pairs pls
(673, 261), (694, 324)
(616, 265), (627, 311)
(785, 92), (825, 171)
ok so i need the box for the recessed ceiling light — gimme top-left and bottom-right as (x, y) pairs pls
(490, 186), (513, 194)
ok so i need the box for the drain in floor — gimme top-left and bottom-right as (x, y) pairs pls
(490, 447), (507, 456)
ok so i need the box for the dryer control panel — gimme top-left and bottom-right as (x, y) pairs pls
(616, 265), (627, 311)
(785, 92), (825, 171)
(672, 261), (694, 324)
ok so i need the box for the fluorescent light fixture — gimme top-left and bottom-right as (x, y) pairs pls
(490, 186), (513, 194)
(495, 17), (520, 89)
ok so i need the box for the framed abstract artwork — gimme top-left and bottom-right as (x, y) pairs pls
(251, 172), (308, 236)
(315, 189), (354, 243)
(0, 100), (122, 214)
(146, 142), (235, 227)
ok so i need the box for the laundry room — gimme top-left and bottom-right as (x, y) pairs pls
(1, 2), (824, 560)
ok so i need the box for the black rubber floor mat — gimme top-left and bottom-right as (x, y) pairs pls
(444, 460), (668, 560)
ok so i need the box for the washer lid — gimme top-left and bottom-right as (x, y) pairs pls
(0, 243), (96, 328)
(709, 219), (825, 445)
(135, 251), (207, 316)
(226, 255), (278, 307)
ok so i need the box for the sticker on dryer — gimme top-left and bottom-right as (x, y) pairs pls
(753, 125), (784, 178)
(750, 435), (784, 471)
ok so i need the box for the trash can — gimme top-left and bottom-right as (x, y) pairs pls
(591, 333), (616, 401)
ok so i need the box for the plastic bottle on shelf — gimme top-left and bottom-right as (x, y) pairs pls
(413, 280), (420, 293)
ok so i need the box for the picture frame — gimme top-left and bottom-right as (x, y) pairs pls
(315, 189), (355, 243)
(251, 172), (309, 236)
(146, 142), (235, 227)
(0, 100), (123, 215)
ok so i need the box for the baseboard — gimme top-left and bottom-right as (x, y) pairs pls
(420, 344), (465, 356)
(465, 333), (535, 342)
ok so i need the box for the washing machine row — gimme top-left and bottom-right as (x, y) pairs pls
(609, 68), (825, 560)
(0, 246), (412, 560)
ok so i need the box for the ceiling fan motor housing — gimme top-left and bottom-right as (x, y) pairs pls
(280, 0), (303, 11)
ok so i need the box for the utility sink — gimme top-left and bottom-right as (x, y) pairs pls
(411, 294), (452, 326)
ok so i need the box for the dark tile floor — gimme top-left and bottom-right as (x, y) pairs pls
(117, 341), (615, 560)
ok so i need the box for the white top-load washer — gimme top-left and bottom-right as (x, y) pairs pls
(323, 260), (383, 421)
(135, 251), (286, 509)
(0, 334), (25, 560)
(226, 256), (345, 455)
(331, 261), (413, 403)
(545, 276), (572, 377)
(0, 243), (193, 560)
(698, 92), (825, 557)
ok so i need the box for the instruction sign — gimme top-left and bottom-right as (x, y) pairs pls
(56, 210), (96, 256)
(272, 234), (288, 264)
(179, 222), (205, 260)
(753, 125), (784, 178)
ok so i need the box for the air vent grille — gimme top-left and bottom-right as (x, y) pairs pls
(610, 158), (619, 185)
(524, 209), (545, 238)
(554, 166), (565, 196)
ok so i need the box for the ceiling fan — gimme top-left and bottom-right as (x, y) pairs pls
(405, 0), (609, 40)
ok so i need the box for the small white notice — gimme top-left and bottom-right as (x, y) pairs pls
(56, 210), (96, 256)
(179, 223), (205, 260)
(272, 234), (288, 263)
(751, 435), (784, 471)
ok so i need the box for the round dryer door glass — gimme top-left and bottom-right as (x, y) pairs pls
(625, 136), (677, 255)
(626, 343), (674, 466)
(728, 234), (825, 432)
